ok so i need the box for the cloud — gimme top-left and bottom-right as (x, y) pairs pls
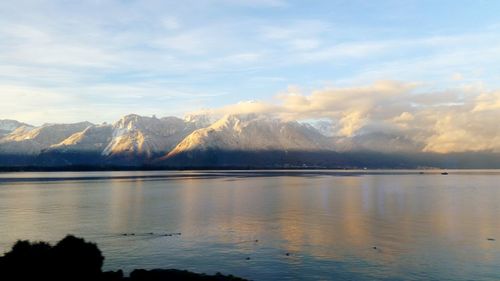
(289, 38), (321, 50)
(161, 17), (181, 30)
(220, 0), (288, 7)
(472, 91), (500, 112)
(0, 82), (223, 125)
(421, 106), (500, 153)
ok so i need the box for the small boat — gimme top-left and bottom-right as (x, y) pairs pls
(441, 172), (448, 175)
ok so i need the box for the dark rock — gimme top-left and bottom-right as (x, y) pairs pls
(102, 270), (124, 280)
(130, 269), (247, 281)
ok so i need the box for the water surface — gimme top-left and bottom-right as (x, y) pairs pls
(0, 170), (499, 280)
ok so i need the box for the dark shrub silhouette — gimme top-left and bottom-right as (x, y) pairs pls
(0, 240), (53, 279)
(52, 235), (104, 279)
(0, 235), (247, 281)
(0, 235), (105, 281)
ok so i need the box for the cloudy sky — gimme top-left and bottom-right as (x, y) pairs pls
(1, 0), (500, 152)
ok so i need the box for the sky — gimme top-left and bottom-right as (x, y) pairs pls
(1, 0), (500, 148)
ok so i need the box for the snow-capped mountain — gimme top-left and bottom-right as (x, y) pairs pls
(166, 114), (334, 157)
(0, 119), (32, 137)
(102, 114), (205, 158)
(46, 124), (114, 153)
(183, 113), (213, 128)
(0, 113), (457, 168)
(310, 120), (336, 137)
(0, 122), (93, 155)
(0, 114), (339, 160)
(0, 114), (208, 161)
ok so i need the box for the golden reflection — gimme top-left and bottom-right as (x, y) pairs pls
(170, 174), (500, 266)
(178, 177), (267, 240)
(109, 179), (145, 232)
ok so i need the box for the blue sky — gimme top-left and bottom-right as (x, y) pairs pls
(1, 0), (500, 124)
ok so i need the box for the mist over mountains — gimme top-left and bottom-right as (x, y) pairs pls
(1, 113), (499, 169)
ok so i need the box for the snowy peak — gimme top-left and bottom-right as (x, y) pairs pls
(0, 122), (93, 155)
(167, 114), (334, 157)
(48, 124), (113, 153)
(3, 122), (93, 145)
(0, 119), (32, 136)
(184, 113), (213, 128)
(311, 120), (336, 137)
(102, 114), (203, 157)
(113, 114), (157, 131)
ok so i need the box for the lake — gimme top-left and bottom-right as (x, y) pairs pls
(0, 170), (499, 280)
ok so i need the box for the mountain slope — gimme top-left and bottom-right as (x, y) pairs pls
(0, 120), (32, 137)
(46, 124), (114, 153)
(160, 114), (336, 166)
(167, 114), (333, 155)
(102, 114), (205, 159)
(0, 122), (93, 155)
(2, 114), (498, 169)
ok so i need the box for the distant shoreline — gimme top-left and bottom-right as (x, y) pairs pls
(0, 166), (438, 173)
(2, 169), (500, 184)
(1, 165), (499, 173)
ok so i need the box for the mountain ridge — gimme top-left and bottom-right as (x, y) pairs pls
(1, 114), (499, 169)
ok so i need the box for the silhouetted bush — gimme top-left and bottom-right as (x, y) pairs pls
(0, 235), (247, 281)
(52, 235), (104, 279)
(0, 235), (104, 280)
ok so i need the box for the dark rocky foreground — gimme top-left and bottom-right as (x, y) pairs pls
(0, 235), (248, 281)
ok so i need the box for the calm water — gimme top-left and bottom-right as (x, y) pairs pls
(0, 170), (499, 280)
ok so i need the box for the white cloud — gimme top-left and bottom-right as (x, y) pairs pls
(218, 0), (288, 7)
(289, 38), (320, 50)
(162, 17), (181, 30)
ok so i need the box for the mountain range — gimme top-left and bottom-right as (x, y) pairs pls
(1, 114), (499, 169)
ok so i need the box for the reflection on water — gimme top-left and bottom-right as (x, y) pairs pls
(0, 171), (499, 280)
